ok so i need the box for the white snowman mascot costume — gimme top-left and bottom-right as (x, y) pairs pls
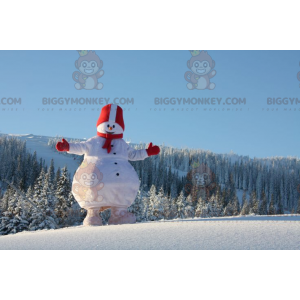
(56, 104), (160, 226)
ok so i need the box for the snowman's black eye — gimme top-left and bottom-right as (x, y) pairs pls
(107, 124), (110, 128)
(113, 125), (115, 128)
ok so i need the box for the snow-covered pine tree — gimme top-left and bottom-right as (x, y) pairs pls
(248, 171), (253, 195)
(223, 187), (238, 216)
(232, 193), (240, 216)
(0, 191), (3, 215)
(176, 190), (187, 219)
(28, 169), (57, 231)
(240, 198), (250, 215)
(26, 185), (33, 199)
(30, 151), (40, 187)
(296, 197), (300, 214)
(162, 193), (171, 220)
(242, 191), (247, 207)
(276, 198), (284, 215)
(242, 170), (248, 191)
(55, 166), (72, 225)
(256, 173), (263, 201)
(209, 194), (223, 217)
(248, 191), (254, 212)
(185, 194), (195, 218)
(65, 189), (86, 226)
(195, 196), (206, 218)
(99, 208), (110, 225)
(227, 173), (236, 201)
(190, 182), (199, 205)
(167, 196), (178, 220)
(43, 171), (56, 210)
(0, 185), (13, 212)
(170, 181), (177, 200)
(147, 185), (156, 221)
(224, 201), (233, 216)
(259, 191), (268, 215)
(32, 168), (44, 200)
(141, 191), (150, 221)
(54, 167), (61, 189)
(48, 158), (55, 184)
(268, 194), (276, 215)
(221, 189), (228, 208)
(249, 191), (259, 215)
(214, 185), (224, 212)
(147, 185), (164, 221)
(0, 189), (30, 235)
(156, 186), (166, 220)
(129, 184), (147, 222)
(165, 166), (173, 196)
(146, 157), (153, 188)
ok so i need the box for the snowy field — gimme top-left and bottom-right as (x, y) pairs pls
(0, 215), (299, 250)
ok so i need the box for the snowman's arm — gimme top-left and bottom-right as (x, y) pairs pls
(127, 146), (148, 161)
(67, 140), (90, 156)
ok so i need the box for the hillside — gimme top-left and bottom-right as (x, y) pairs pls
(0, 133), (81, 175)
(1, 132), (300, 239)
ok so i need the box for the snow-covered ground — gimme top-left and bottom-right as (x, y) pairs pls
(0, 215), (299, 250)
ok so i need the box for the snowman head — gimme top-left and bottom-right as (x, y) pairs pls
(96, 104), (125, 135)
(97, 121), (124, 135)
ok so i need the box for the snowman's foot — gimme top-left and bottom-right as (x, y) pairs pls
(108, 207), (136, 225)
(83, 208), (103, 226)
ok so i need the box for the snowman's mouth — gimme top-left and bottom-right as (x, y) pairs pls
(105, 131), (115, 134)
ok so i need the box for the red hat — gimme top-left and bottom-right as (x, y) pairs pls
(96, 104), (125, 131)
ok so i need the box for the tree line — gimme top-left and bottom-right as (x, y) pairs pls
(0, 136), (300, 236)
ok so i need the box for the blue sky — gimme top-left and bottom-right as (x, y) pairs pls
(0, 50), (299, 158)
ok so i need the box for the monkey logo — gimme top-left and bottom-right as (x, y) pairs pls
(184, 50), (216, 90)
(72, 160), (104, 202)
(72, 51), (104, 90)
(185, 163), (216, 202)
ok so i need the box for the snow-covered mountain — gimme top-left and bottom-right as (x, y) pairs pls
(0, 133), (82, 175)
(0, 133), (300, 248)
(1, 132), (300, 211)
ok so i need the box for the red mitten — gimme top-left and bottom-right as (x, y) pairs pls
(146, 142), (160, 156)
(56, 138), (70, 152)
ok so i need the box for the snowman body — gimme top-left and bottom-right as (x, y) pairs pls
(69, 136), (147, 209)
